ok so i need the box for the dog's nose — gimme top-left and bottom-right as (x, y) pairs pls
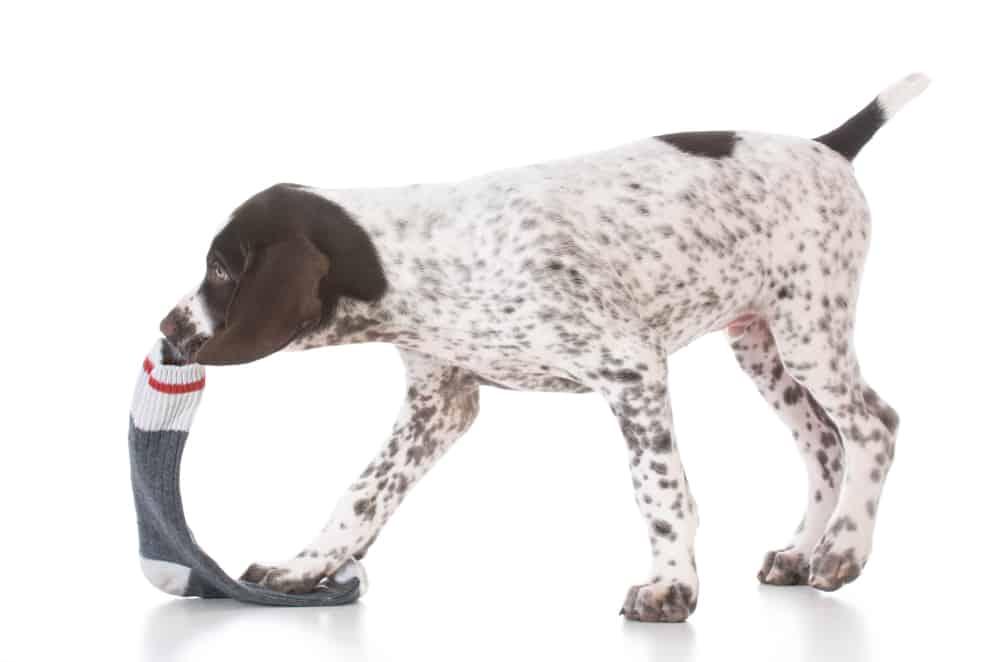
(160, 314), (177, 338)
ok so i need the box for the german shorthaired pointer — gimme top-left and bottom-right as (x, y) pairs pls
(160, 73), (927, 622)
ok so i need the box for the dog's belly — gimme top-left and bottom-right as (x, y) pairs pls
(412, 341), (592, 392)
(471, 365), (592, 393)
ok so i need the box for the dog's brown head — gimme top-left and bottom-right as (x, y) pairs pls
(160, 184), (387, 365)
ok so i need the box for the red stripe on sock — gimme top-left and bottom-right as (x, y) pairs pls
(143, 357), (205, 394)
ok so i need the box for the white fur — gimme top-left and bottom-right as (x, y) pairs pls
(183, 288), (215, 335)
(877, 72), (930, 118)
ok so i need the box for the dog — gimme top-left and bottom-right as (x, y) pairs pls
(160, 73), (926, 622)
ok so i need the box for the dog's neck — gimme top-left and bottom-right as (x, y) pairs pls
(289, 183), (462, 352)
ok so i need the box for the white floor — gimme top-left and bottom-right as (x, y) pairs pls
(10, 552), (982, 662)
(123, 587), (902, 661)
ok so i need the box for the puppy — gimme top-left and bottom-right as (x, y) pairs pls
(161, 74), (926, 621)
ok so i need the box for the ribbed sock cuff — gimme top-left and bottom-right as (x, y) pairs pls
(131, 339), (205, 431)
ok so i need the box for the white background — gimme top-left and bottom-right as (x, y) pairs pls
(2, 1), (997, 660)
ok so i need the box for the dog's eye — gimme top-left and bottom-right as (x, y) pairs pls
(210, 261), (230, 282)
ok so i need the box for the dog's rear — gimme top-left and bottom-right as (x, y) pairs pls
(728, 73), (926, 592)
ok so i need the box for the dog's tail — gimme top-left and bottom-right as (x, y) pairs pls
(814, 73), (930, 161)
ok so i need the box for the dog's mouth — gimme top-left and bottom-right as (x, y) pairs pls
(162, 334), (208, 365)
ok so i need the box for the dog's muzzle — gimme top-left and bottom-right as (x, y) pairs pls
(160, 310), (209, 363)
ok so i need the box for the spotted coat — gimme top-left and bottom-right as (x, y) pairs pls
(160, 74), (927, 621)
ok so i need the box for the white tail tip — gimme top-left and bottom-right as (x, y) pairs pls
(877, 73), (930, 119)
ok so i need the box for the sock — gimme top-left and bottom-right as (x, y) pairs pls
(128, 339), (360, 606)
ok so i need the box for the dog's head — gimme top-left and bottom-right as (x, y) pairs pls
(160, 184), (387, 365)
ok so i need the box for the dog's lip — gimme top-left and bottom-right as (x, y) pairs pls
(162, 334), (210, 365)
(160, 336), (192, 365)
(185, 337), (207, 358)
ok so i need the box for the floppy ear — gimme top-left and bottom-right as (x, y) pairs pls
(311, 197), (388, 306)
(195, 235), (329, 365)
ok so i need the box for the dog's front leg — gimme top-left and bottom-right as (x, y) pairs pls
(241, 351), (480, 594)
(592, 356), (700, 622)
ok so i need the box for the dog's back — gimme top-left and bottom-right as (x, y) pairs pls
(318, 74), (928, 355)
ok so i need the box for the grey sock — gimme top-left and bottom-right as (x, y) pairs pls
(129, 340), (359, 606)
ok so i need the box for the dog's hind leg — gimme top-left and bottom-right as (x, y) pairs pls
(730, 319), (845, 585)
(767, 297), (899, 591)
(241, 349), (480, 594)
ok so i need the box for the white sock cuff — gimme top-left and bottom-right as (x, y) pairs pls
(131, 339), (206, 431)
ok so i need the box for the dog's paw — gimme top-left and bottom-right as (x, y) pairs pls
(758, 547), (810, 586)
(808, 547), (863, 591)
(240, 556), (368, 595)
(620, 581), (698, 622)
(240, 556), (331, 594)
